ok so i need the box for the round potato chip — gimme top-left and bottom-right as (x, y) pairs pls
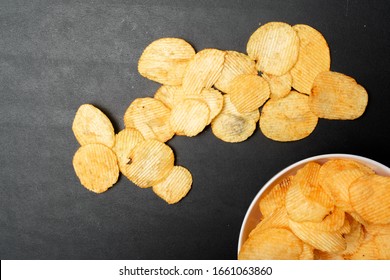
(260, 91), (318, 142)
(262, 72), (292, 99)
(227, 74), (270, 113)
(182, 48), (226, 95)
(121, 139), (174, 188)
(152, 166), (192, 204)
(138, 38), (195, 85)
(247, 22), (299, 76)
(170, 99), (210, 137)
(290, 24), (331, 94)
(259, 176), (292, 217)
(73, 144), (119, 193)
(154, 85), (182, 109)
(72, 104), (115, 148)
(349, 174), (390, 224)
(214, 50), (257, 93)
(113, 128), (144, 167)
(124, 97), (174, 143)
(239, 228), (303, 260)
(309, 71), (368, 120)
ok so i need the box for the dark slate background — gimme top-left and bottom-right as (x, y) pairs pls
(1, 0), (389, 259)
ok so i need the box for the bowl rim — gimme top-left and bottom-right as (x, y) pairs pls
(237, 153), (390, 255)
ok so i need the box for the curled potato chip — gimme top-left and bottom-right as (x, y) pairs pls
(121, 139), (174, 188)
(290, 24), (331, 94)
(113, 128), (144, 167)
(349, 174), (390, 224)
(152, 166), (192, 204)
(182, 48), (226, 95)
(154, 85), (182, 109)
(124, 97), (174, 143)
(227, 74), (270, 113)
(247, 22), (299, 76)
(214, 50), (257, 93)
(170, 99), (210, 137)
(138, 38), (195, 85)
(239, 227), (303, 260)
(250, 207), (289, 237)
(259, 176), (292, 217)
(72, 104), (115, 148)
(260, 91), (318, 142)
(309, 71), (368, 120)
(73, 144), (119, 193)
(262, 72), (292, 99)
(299, 207), (345, 232)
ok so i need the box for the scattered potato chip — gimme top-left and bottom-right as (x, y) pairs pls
(154, 85), (182, 109)
(247, 22), (299, 76)
(73, 144), (119, 193)
(290, 24), (331, 94)
(309, 71), (368, 120)
(113, 128), (144, 167)
(262, 72), (292, 99)
(152, 166), (192, 204)
(260, 91), (318, 142)
(138, 37), (195, 85)
(124, 97), (174, 143)
(72, 104), (115, 148)
(214, 50), (257, 93)
(121, 139), (174, 188)
(182, 48), (226, 95)
(259, 176), (292, 217)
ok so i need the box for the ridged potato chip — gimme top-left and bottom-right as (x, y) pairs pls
(152, 166), (192, 204)
(259, 176), (292, 217)
(170, 99), (210, 137)
(365, 223), (390, 236)
(345, 233), (379, 260)
(290, 24), (331, 94)
(214, 50), (257, 93)
(309, 71), (368, 120)
(227, 74), (270, 113)
(73, 144), (119, 193)
(260, 91), (318, 142)
(239, 227), (303, 260)
(121, 139), (174, 188)
(247, 22), (299, 76)
(299, 207), (345, 232)
(154, 85), (182, 109)
(72, 104), (115, 148)
(342, 215), (365, 255)
(113, 128), (144, 167)
(249, 207), (289, 237)
(138, 38), (195, 85)
(374, 233), (390, 259)
(262, 72), (292, 99)
(124, 97), (174, 143)
(182, 48), (226, 95)
(299, 243), (315, 260)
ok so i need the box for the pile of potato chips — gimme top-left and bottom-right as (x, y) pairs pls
(238, 159), (390, 260)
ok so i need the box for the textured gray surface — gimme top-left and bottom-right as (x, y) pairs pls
(1, 0), (390, 259)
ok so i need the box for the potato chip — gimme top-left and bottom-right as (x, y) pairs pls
(211, 95), (259, 143)
(170, 99), (210, 137)
(113, 128), (144, 167)
(138, 38), (195, 85)
(259, 91), (318, 142)
(124, 97), (174, 143)
(214, 50), (257, 93)
(342, 215), (365, 255)
(345, 233), (379, 260)
(259, 176), (292, 217)
(262, 72), (292, 99)
(374, 233), (390, 259)
(249, 207), (289, 237)
(153, 166), (192, 204)
(121, 139), (174, 188)
(309, 71), (368, 120)
(365, 223), (390, 236)
(73, 144), (119, 193)
(154, 85), (182, 109)
(299, 243), (315, 260)
(239, 228), (303, 260)
(182, 48), (226, 95)
(349, 174), (390, 224)
(299, 207), (345, 232)
(227, 74), (270, 113)
(247, 22), (299, 76)
(314, 250), (344, 260)
(72, 104), (115, 148)
(290, 24), (331, 94)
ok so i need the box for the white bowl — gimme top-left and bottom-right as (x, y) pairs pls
(237, 153), (390, 256)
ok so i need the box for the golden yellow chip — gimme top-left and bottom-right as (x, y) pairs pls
(262, 72), (292, 99)
(299, 207), (345, 232)
(349, 174), (390, 224)
(259, 176), (292, 217)
(138, 38), (195, 85)
(345, 233), (379, 260)
(182, 48), (226, 95)
(374, 233), (390, 259)
(154, 85), (182, 109)
(365, 223), (390, 236)
(124, 97), (174, 143)
(72, 104), (115, 148)
(309, 71), (368, 120)
(299, 243), (315, 260)
(239, 228), (303, 260)
(214, 50), (257, 93)
(121, 139), (174, 188)
(73, 144), (119, 193)
(250, 207), (289, 237)
(113, 128), (144, 167)
(211, 95), (259, 143)
(170, 99), (210, 137)
(247, 22), (299, 76)
(290, 24), (331, 94)
(342, 215), (365, 255)
(259, 91), (318, 142)
(152, 166), (192, 204)
(227, 74), (270, 113)
(314, 250), (344, 260)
